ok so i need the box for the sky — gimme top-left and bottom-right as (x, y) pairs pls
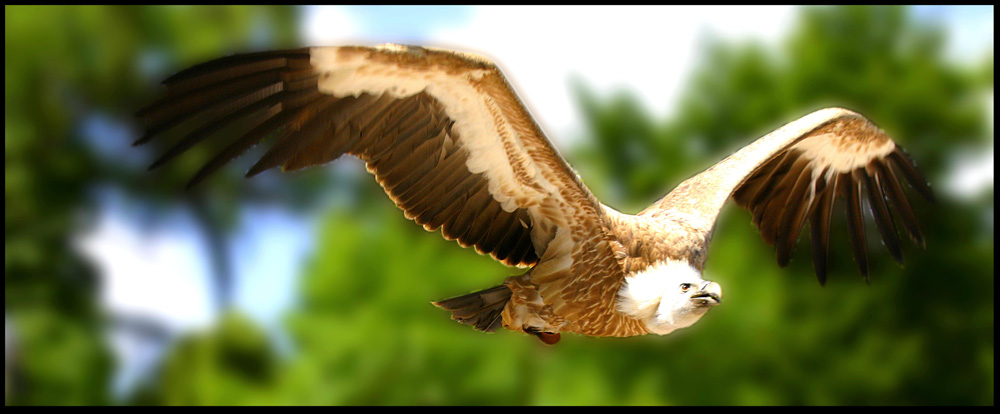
(69, 5), (993, 398)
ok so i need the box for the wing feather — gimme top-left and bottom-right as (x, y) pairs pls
(876, 161), (925, 247)
(642, 108), (932, 283)
(863, 161), (904, 264)
(426, 173), (481, 229)
(246, 96), (343, 177)
(775, 156), (817, 267)
(185, 91), (323, 189)
(136, 61), (317, 146)
(137, 44), (615, 276)
(844, 170), (870, 281)
(888, 148), (936, 203)
(808, 171), (837, 285)
(157, 50), (311, 95)
(445, 181), (494, 244)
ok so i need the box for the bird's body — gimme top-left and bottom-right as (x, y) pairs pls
(137, 44), (932, 344)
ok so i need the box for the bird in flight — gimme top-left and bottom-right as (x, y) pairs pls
(136, 44), (933, 345)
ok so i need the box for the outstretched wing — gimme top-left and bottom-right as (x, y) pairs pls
(640, 108), (933, 284)
(135, 44), (615, 283)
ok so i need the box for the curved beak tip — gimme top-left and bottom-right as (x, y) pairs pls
(695, 282), (723, 305)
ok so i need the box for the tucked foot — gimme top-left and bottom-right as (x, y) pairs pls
(526, 328), (561, 345)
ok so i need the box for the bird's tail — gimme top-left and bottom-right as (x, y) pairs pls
(432, 285), (511, 332)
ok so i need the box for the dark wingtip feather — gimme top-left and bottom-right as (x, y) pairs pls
(883, 242), (905, 266)
(815, 267), (828, 286)
(146, 159), (163, 172)
(774, 158), (814, 268)
(840, 171), (869, 281)
(183, 177), (203, 192)
(147, 147), (180, 171)
(133, 131), (156, 147)
(134, 106), (155, 120)
(245, 159), (273, 178)
(862, 165), (904, 266)
(890, 147), (936, 204)
(160, 48), (310, 87)
(136, 49), (320, 176)
(809, 174), (835, 286)
(775, 242), (791, 268)
(875, 161), (926, 249)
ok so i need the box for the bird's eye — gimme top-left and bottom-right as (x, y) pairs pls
(680, 283), (693, 292)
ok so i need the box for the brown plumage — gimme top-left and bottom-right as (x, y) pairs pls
(136, 44), (933, 343)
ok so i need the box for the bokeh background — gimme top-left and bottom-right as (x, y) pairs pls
(4, 5), (993, 406)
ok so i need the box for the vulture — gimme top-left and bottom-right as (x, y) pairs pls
(135, 44), (934, 345)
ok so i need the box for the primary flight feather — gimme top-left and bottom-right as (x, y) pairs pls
(136, 44), (933, 344)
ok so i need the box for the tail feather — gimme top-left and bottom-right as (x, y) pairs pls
(432, 285), (511, 332)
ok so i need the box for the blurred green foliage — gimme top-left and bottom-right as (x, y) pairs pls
(131, 312), (279, 405)
(5, 5), (303, 405)
(4, 5), (993, 406)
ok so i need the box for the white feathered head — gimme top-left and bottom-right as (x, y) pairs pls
(617, 259), (722, 335)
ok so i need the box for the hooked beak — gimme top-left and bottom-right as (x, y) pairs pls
(691, 281), (722, 306)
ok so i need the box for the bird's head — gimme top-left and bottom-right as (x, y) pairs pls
(616, 259), (722, 335)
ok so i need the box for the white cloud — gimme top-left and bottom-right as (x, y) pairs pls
(947, 148), (994, 199)
(945, 91), (994, 200)
(73, 190), (318, 335)
(72, 190), (317, 396)
(73, 193), (216, 333)
(301, 5), (360, 45)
